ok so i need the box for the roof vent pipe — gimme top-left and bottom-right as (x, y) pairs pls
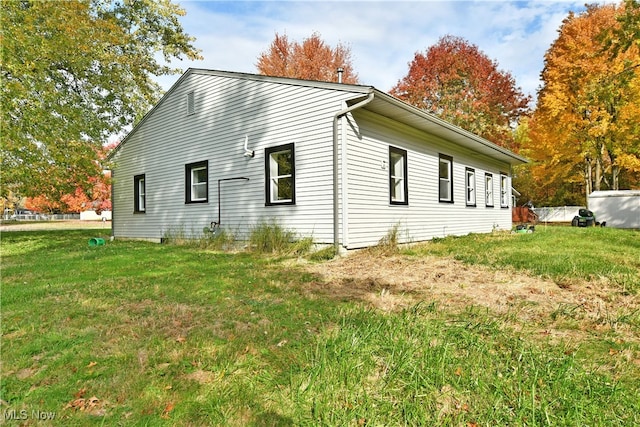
(337, 67), (344, 83)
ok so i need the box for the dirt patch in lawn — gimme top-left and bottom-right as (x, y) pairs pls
(302, 250), (639, 343)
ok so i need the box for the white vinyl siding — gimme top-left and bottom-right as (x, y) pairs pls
(344, 109), (513, 248)
(112, 71), (363, 242)
(112, 70), (518, 246)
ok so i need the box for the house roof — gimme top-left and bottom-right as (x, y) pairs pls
(111, 68), (527, 166)
(358, 91), (528, 166)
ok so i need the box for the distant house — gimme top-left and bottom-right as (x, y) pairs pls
(110, 69), (527, 249)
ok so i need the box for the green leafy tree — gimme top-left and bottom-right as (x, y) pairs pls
(1, 0), (201, 201)
(607, 0), (640, 55)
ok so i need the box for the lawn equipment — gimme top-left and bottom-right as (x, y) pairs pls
(571, 208), (601, 227)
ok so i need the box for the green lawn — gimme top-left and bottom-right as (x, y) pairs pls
(1, 227), (639, 426)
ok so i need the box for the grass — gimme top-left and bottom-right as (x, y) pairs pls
(417, 226), (640, 293)
(1, 227), (639, 425)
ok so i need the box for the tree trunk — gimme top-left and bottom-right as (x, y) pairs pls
(585, 157), (592, 197)
(594, 156), (602, 191)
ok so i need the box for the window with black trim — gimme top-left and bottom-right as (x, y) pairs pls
(500, 173), (509, 208)
(185, 161), (208, 204)
(134, 174), (145, 213)
(265, 143), (295, 205)
(439, 154), (453, 203)
(485, 173), (494, 207)
(465, 168), (476, 206)
(389, 146), (408, 205)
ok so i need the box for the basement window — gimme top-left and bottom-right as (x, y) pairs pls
(389, 146), (408, 205)
(134, 174), (145, 213)
(265, 143), (295, 205)
(185, 161), (208, 204)
(439, 154), (453, 203)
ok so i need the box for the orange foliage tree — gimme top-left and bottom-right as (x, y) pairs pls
(256, 32), (359, 84)
(390, 35), (531, 151)
(521, 3), (640, 206)
(25, 144), (115, 214)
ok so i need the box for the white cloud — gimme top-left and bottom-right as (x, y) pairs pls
(162, 1), (596, 102)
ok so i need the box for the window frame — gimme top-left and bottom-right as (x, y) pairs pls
(265, 143), (295, 206)
(485, 173), (494, 207)
(439, 154), (454, 203)
(465, 167), (476, 207)
(134, 174), (145, 213)
(500, 172), (509, 208)
(185, 160), (209, 204)
(389, 146), (408, 205)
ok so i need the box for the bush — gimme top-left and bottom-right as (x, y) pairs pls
(369, 223), (401, 255)
(249, 220), (299, 254)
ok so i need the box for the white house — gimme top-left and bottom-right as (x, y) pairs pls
(110, 69), (527, 249)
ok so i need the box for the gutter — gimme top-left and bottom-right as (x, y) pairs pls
(332, 91), (375, 252)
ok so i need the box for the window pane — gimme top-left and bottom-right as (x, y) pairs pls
(466, 170), (475, 204)
(192, 183), (206, 200)
(390, 150), (406, 203)
(139, 178), (145, 211)
(193, 167), (207, 184)
(439, 180), (450, 200)
(391, 152), (403, 176)
(500, 175), (508, 206)
(392, 179), (404, 200)
(486, 175), (493, 205)
(274, 177), (293, 201)
(273, 150), (292, 176)
(266, 145), (294, 205)
(439, 159), (450, 179)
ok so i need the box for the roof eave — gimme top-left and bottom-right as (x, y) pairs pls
(367, 90), (529, 166)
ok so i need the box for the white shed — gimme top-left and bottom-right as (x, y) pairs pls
(110, 69), (527, 249)
(588, 190), (640, 229)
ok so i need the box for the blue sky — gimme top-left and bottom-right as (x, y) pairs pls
(161, 1), (601, 102)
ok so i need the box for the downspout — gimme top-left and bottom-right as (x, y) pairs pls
(332, 91), (374, 252)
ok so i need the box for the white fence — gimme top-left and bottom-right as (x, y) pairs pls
(2, 213), (81, 221)
(533, 206), (584, 223)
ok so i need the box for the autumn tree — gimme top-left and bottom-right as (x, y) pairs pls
(1, 0), (201, 202)
(607, 0), (640, 55)
(25, 143), (115, 214)
(524, 3), (640, 205)
(390, 35), (530, 150)
(256, 32), (359, 83)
